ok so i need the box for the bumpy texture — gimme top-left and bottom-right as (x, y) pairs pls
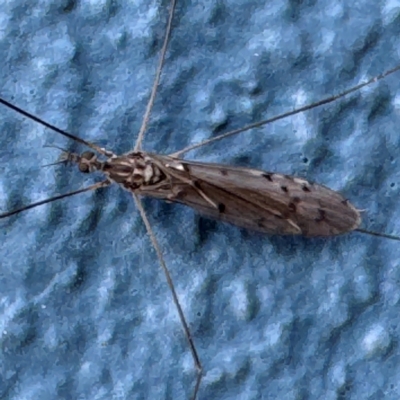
(1, 1), (400, 399)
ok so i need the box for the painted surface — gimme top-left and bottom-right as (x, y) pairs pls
(1, 1), (400, 399)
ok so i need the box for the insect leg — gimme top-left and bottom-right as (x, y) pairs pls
(133, 194), (203, 400)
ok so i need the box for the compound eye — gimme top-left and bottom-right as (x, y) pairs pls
(79, 163), (90, 173)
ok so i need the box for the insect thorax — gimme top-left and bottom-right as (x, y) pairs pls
(101, 152), (166, 190)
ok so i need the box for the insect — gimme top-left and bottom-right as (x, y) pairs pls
(2, 0), (400, 398)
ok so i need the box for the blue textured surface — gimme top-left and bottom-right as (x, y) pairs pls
(1, 1), (400, 399)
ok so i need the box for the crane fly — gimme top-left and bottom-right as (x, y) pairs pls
(1, 1), (400, 399)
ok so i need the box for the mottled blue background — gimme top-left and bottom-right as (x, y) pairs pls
(1, 0), (400, 399)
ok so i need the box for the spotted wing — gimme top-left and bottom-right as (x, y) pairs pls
(143, 155), (361, 237)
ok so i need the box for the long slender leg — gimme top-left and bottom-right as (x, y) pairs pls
(131, 0), (203, 398)
(0, 181), (110, 219)
(134, 0), (177, 152)
(133, 194), (203, 399)
(170, 64), (400, 158)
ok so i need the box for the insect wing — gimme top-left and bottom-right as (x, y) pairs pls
(149, 155), (361, 237)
